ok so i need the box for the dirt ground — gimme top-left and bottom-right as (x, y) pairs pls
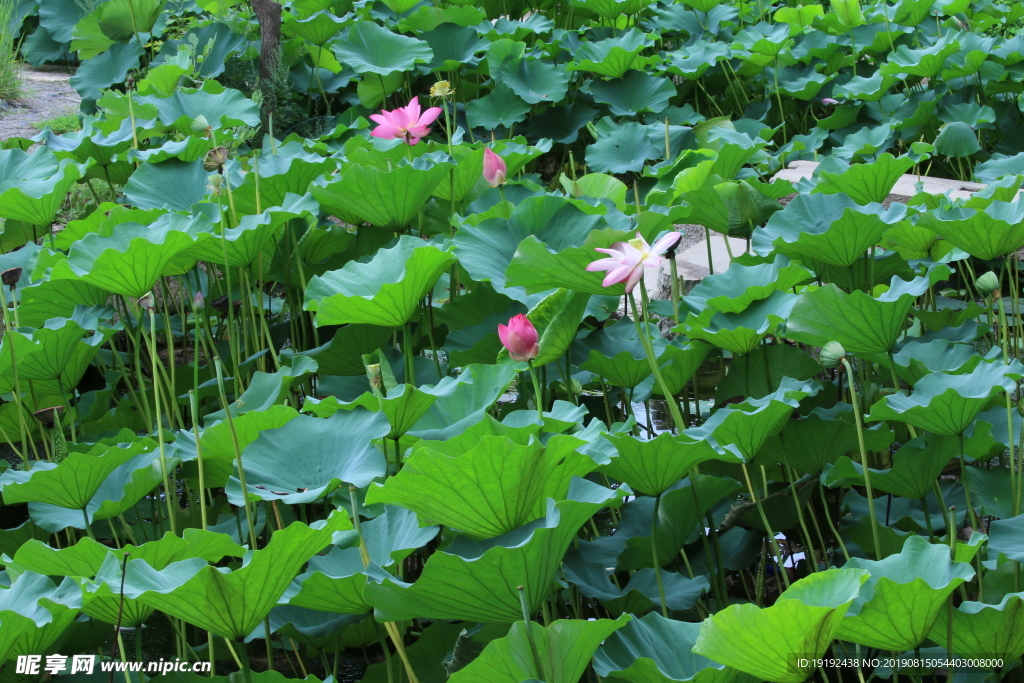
(0, 64), (80, 140)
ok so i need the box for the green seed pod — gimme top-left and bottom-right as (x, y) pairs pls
(976, 271), (1000, 296)
(819, 340), (846, 369)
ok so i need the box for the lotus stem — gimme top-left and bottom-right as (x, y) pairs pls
(189, 391), (207, 530)
(957, 432), (981, 531)
(147, 304), (177, 535)
(651, 492), (669, 616)
(0, 285), (30, 464)
(517, 585), (547, 681)
(629, 288), (686, 432)
(403, 321), (416, 386)
(527, 359), (544, 423)
(840, 358), (883, 558)
(214, 357), (257, 547)
(741, 462), (790, 589)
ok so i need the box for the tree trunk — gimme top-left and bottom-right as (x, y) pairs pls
(249, 0), (282, 127)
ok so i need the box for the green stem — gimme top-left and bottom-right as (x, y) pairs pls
(517, 586), (547, 681)
(214, 357), (257, 547)
(841, 358), (882, 558)
(629, 288), (686, 432)
(651, 493), (669, 616)
(148, 305), (177, 534)
(527, 360), (544, 423)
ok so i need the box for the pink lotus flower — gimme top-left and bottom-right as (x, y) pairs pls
(586, 231), (682, 293)
(498, 314), (540, 362)
(820, 97), (839, 105)
(369, 97), (442, 145)
(483, 148), (507, 186)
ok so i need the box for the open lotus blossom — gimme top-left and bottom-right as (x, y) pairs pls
(369, 97), (442, 145)
(498, 314), (540, 361)
(483, 148), (507, 186)
(586, 231), (682, 293)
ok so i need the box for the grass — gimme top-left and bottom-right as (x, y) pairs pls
(0, 0), (22, 102)
(32, 112), (81, 134)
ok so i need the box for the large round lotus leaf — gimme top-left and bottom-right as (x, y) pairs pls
(153, 22), (250, 79)
(0, 444), (139, 510)
(563, 551), (710, 613)
(693, 569), (869, 683)
(812, 153), (916, 205)
(134, 80), (261, 133)
(113, 514), (350, 641)
(684, 255), (813, 316)
(420, 22), (489, 71)
(121, 158), (211, 211)
(228, 145), (336, 216)
(448, 616), (629, 683)
(929, 591), (1024, 661)
(590, 70), (676, 116)
(585, 122), (661, 173)
(48, 218), (200, 297)
(0, 148), (83, 225)
(837, 536), (974, 650)
(310, 159), (451, 229)
(364, 481), (624, 622)
(785, 284), (914, 355)
(601, 432), (739, 496)
(680, 291), (797, 355)
(569, 0), (653, 19)
(305, 383), (438, 438)
(333, 21), (432, 76)
(568, 29), (656, 79)
(95, 0), (164, 42)
(225, 409), (390, 505)
(465, 83), (532, 130)
(917, 200), (1024, 260)
(753, 193), (905, 268)
(593, 612), (736, 683)
(0, 572), (81, 664)
(365, 434), (595, 539)
(497, 55), (570, 105)
(304, 235), (455, 326)
(283, 10), (346, 45)
(70, 40), (145, 100)
(879, 34), (960, 79)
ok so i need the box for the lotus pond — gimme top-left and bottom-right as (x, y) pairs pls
(1, 0), (1024, 681)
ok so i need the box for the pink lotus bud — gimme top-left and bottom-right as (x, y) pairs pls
(192, 291), (205, 311)
(498, 314), (540, 362)
(483, 148), (507, 187)
(821, 98), (839, 105)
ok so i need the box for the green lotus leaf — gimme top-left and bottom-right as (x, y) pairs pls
(929, 591), (1024, 661)
(589, 70), (675, 117)
(48, 218), (200, 297)
(256, 607), (366, 651)
(39, 0), (92, 43)
(934, 121), (981, 158)
(562, 552), (709, 613)
(964, 466), (1015, 519)
(0, 315), (107, 388)
(305, 235), (454, 326)
(0, 572), (81, 664)
(465, 84), (532, 130)
(431, 145), (485, 204)
(229, 147), (336, 216)
(186, 195), (318, 268)
(122, 158), (211, 211)
(180, 405), (299, 489)
(652, 340), (713, 398)
(661, 41), (729, 80)
(573, 317), (664, 389)
(837, 536), (974, 650)
(365, 434), (595, 539)
(70, 8), (117, 61)
(497, 55), (569, 105)
(295, 324), (396, 376)
(448, 616), (630, 683)
(225, 409), (389, 505)
(880, 34), (960, 79)
(333, 21), (432, 76)
(753, 193), (904, 268)
(363, 480), (624, 621)
(680, 291), (797, 355)
(505, 228), (640, 297)
(70, 40), (144, 100)
(153, 22), (250, 80)
(283, 9), (345, 45)
(282, 506), (437, 614)
(916, 199), (1024, 260)
(693, 569), (869, 683)
(911, 299), (986, 331)
(989, 514), (1024, 562)
(455, 195), (621, 304)
(403, 364), (518, 441)
(785, 284), (914, 355)
(38, 116), (134, 168)
(134, 80), (260, 132)
(305, 383), (437, 439)
(585, 122), (661, 174)
(204, 357), (318, 422)
(686, 378), (816, 462)
(601, 431), (742, 496)
(865, 338), (984, 385)
(420, 23), (489, 71)
(0, 148), (84, 226)
(0, 444), (142, 510)
(822, 428), (988, 500)
(684, 255), (813, 315)
(119, 512), (351, 640)
(582, 475), (742, 571)
(570, 0), (653, 18)
(812, 153), (916, 205)
(593, 612), (736, 683)
(714, 343), (821, 404)
(569, 29), (657, 79)
(311, 159), (450, 229)
(867, 360), (1024, 435)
